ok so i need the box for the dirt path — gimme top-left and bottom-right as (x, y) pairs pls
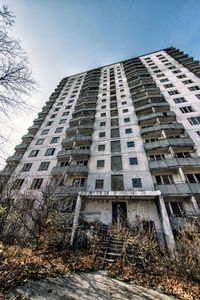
(6, 271), (176, 300)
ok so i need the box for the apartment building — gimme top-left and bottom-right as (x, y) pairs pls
(1, 47), (200, 252)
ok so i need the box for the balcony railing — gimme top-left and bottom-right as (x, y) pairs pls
(6, 153), (23, 163)
(51, 165), (88, 176)
(62, 135), (92, 146)
(144, 137), (194, 152)
(141, 123), (184, 136)
(135, 102), (169, 115)
(66, 125), (93, 137)
(28, 125), (40, 133)
(138, 111), (176, 125)
(149, 157), (200, 171)
(22, 133), (35, 141)
(57, 149), (91, 159)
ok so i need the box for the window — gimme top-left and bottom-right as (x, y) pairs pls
(62, 112), (69, 116)
(101, 113), (106, 117)
(160, 78), (169, 83)
(59, 119), (67, 124)
(195, 94), (200, 100)
(111, 140), (121, 152)
(111, 156), (122, 170)
(97, 160), (104, 168)
(124, 117), (130, 123)
(54, 108), (60, 112)
(73, 178), (85, 187)
(55, 127), (63, 133)
(38, 162), (50, 171)
(177, 74), (186, 79)
(111, 128), (120, 138)
(197, 131), (200, 136)
(120, 89), (124, 92)
(45, 148), (55, 156)
(50, 114), (57, 119)
(164, 84), (174, 88)
(101, 105), (106, 109)
(125, 128), (132, 134)
(132, 178), (142, 187)
(156, 73), (165, 78)
(60, 161), (69, 167)
(121, 101), (127, 105)
(46, 121), (53, 126)
(188, 86), (200, 91)
(182, 80), (193, 85)
(164, 63), (172, 66)
(57, 102), (63, 106)
(36, 139), (44, 145)
(99, 132), (105, 137)
(149, 154), (165, 161)
(188, 117), (200, 125)
(95, 179), (104, 189)
(13, 179), (24, 189)
(172, 70), (181, 74)
(168, 66), (176, 70)
(66, 105), (72, 109)
(41, 129), (49, 135)
(185, 174), (200, 183)
(166, 202), (185, 217)
(21, 163), (32, 172)
(155, 175), (174, 185)
(30, 178), (43, 189)
(127, 141), (135, 147)
(68, 99), (74, 103)
(110, 118), (119, 127)
(175, 152), (191, 158)
(180, 106), (193, 113)
(110, 109), (118, 117)
(29, 150), (39, 157)
(123, 109), (128, 113)
(173, 97), (186, 104)
(129, 157), (138, 165)
(98, 144), (105, 151)
(121, 95), (125, 98)
(111, 175), (124, 191)
(50, 137), (59, 143)
(168, 90), (179, 95)
(100, 121), (106, 126)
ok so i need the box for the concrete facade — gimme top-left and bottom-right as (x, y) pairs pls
(1, 47), (200, 252)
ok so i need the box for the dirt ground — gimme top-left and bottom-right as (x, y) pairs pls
(4, 271), (177, 300)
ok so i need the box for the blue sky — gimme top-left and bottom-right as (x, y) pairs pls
(1, 0), (200, 166)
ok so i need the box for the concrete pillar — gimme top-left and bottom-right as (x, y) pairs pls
(70, 194), (82, 246)
(190, 195), (200, 215)
(157, 196), (176, 255)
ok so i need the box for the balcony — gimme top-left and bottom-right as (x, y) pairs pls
(46, 99), (55, 105)
(184, 60), (199, 68)
(53, 185), (86, 195)
(166, 48), (181, 56)
(15, 143), (30, 152)
(75, 101), (97, 110)
(66, 125), (93, 137)
(77, 95), (98, 104)
(130, 82), (156, 92)
(131, 88), (160, 100)
(49, 92), (60, 100)
(135, 102), (169, 116)
(141, 123), (184, 137)
(155, 182), (192, 195)
(189, 65), (200, 72)
(62, 135), (92, 147)
(128, 77), (153, 88)
(22, 133), (35, 142)
(33, 117), (45, 125)
(42, 104), (52, 111)
(57, 149), (91, 159)
(144, 137), (194, 152)
(138, 111), (176, 126)
(149, 157), (200, 171)
(51, 165), (88, 176)
(133, 95), (164, 107)
(72, 108), (96, 118)
(176, 54), (189, 61)
(69, 116), (95, 126)
(28, 125), (40, 133)
(6, 153), (23, 163)
(38, 111), (48, 118)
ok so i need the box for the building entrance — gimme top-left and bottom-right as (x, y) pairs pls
(112, 202), (127, 228)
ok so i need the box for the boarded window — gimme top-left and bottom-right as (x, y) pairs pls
(111, 156), (122, 170)
(95, 179), (104, 189)
(110, 102), (117, 108)
(110, 118), (119, 127)
(111, 140), (121, 152)
(110, 109), (118, 117)
(111, 128), (120, 138)
(111, 175), (124, 191)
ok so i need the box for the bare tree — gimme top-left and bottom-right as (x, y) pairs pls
(0, 5), (37, 117)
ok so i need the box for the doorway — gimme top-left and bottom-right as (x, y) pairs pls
(112, 202), (127, 227)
